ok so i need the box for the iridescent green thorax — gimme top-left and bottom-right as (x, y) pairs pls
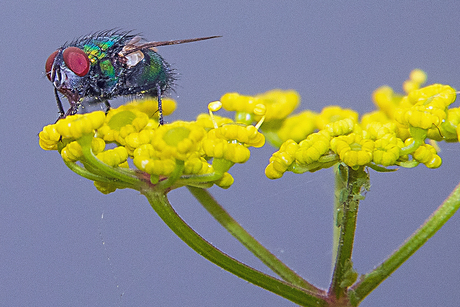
(82, 38), (117, 63)
(74, 33), (137, 93)
(78, 34), (126, 83)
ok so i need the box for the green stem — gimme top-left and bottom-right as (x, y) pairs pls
(331, 164), (345, 271)
(142, 188), (327, 306)
(187, 186), (319, 292)
(79, 134), (140, 186)
(349, 181), (460, 305)
(175, 172), (225, 185)
(158, 160), (185, 191)
(329, 165), (368, 300)
(262, 129), (284, 148)
(65, 160), (110, 182)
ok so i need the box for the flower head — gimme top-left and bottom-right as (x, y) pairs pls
(203, 123), (265, 164)
(372, 134), (403, 167)
(394, 84), (456, 130)
(97, 108), (150, 144)
(276, 111), (317, 143)
(316, 106), (359, 131)
(264, 70), (457, 179)
(39, 96), (266, 193)
(39, 70), (458, 187)
(221, 89), (300, 124)
(152, 121), (206, 161)
(330, 133), (374, 168)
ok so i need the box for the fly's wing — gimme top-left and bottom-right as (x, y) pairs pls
(118, 36), (221, 56)
(115, 36), (220, 97)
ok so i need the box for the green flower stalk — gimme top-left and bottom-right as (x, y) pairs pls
(39, 70), (460, 306)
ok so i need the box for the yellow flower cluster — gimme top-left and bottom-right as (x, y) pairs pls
(265, 70), (458, 179)
(202, 124), (265, 163)
(221, 89), (300, 124)
(39, 97), (265, 192)
(40, 75), (458, 185)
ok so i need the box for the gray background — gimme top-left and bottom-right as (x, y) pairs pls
(1, 1), (460, 306)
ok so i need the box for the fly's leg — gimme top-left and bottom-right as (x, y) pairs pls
(55, 88), (65, 118)
(104, 100), (111, 114)
(156, 84), (164, 125)
(80, 97), (111, 114)
(55, 97), (110, 122)
(55, 95), (78, 122)
(65, 103), (80, 117)
(88, 97), (111, 113)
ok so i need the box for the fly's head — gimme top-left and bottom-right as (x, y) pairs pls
(45, 46), (91, 104)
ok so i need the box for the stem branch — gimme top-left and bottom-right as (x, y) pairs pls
(187, 186), (319, 292)
(143, 188), (327, 306)
(349, 181), (460, 305)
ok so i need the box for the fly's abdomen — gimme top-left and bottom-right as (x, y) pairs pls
(118, 50), (174, 96)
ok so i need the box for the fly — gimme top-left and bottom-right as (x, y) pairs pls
(45, 30), (220, 124)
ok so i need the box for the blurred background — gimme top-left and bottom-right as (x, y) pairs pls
(1, 1), (460, 306)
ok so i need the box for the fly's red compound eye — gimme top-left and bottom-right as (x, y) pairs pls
(45, 50), (59, 80)
(63, 47), (90, 77)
